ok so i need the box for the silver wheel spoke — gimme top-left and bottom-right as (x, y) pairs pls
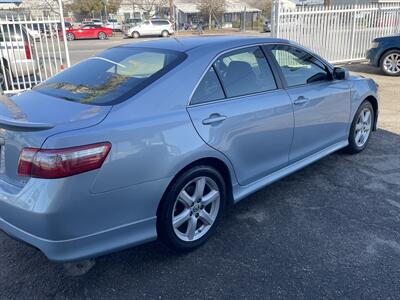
(355, 123), (363, 131)
(194, 177), (206, 201)
(186, 217), (197, 240)
(201, 190), (219, 206)
(178, 190), (194, 208)
(173, 209), (190, 228)
(199, 211), (213, 225)
(355, 131), (362, 144)
(362, 111), (370, 123)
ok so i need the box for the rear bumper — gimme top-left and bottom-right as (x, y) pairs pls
(0, 215), (156, 262)
(0, 175), (171, 262)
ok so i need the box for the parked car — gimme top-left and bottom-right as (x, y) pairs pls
(125, 19), (174, 38)
(367, 35), (400, 76)
(0, 37), (379, 262)
(0, 24), (38, 90)
(66, 25), (113, 41)
(91, 19), (104, 26)
(105, 19), (122, 31)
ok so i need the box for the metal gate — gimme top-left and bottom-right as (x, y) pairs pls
(272, 2), (400, 63)
(0, 14), (70, 94)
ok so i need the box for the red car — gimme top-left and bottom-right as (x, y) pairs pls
(66, 25), (113, 41)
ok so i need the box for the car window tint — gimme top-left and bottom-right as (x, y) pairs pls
(214, 46), (277, 98)
(0, 25), (27, 42)
(191, 67), (225, 105)
(34, 48), (186, 106)
(270, 45), (330, 87)
(152, 20), (169, 25)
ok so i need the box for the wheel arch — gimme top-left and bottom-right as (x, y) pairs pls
(157, 157), (234, 218)
(364, 95), (379, 131)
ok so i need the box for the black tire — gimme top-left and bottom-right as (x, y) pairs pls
(380, 49), (400, 76)
(0, 66), (12, 91)
(161, 30), (169, 37)
(66, 33), (75, 41)
(346, 100), (374, 154)
(98, 32), (107, 40)
(132, 31), (140, 39)
(157, 165), (226, 252)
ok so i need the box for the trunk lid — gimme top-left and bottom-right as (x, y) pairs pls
(0, 90), (111, 188)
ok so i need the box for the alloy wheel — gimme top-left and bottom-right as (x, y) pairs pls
(172, 176), (220, 242)
(354, 107), (372, 147)
(383, 53), (400, 74)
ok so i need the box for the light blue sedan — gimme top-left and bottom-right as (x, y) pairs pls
(0, 36), (379, 262)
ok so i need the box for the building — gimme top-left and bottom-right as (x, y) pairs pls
(174, 0), (262, 28)
(0, 0), (72, 18)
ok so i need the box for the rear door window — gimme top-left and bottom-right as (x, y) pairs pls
(34, 47), (186, 105)
(191, 67), (225, 105)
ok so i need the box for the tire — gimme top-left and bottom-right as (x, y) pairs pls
(161, 30), (169, 37)
(157, 165), (226, 251)
(98, 32), (107, 40)
(132, 31), (140, 39)
(346, 101), (374, 154)
(66, 33), (75, 41)
(380, 49), (400, 76)
(0, 66), (12, 91)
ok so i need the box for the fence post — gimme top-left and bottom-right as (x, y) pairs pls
(349, 5), (357, 61)
(58, 0), (70, 68)
(271, 0), (280, 37)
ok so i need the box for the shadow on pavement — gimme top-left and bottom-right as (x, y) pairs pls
(0, 129), (400, 299)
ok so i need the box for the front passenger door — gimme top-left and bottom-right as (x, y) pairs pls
(266, 45), (351, 163)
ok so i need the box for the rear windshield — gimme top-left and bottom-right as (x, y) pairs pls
(34, 47), (186, 105)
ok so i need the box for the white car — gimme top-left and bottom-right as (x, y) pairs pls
(106, 19), (122, 31)
(0, 24), (38, 90)
(125, 19), (174, 38)
(91, 19), (104, 26)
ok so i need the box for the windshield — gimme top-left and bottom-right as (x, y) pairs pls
(34, 47), (186, 106)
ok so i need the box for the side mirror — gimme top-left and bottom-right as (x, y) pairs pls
(333, 67), (349, 80)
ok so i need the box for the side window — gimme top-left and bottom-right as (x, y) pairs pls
(191, 67), (225, 105)
(214, 46), (277, 98)
(270, 45), (331, 87)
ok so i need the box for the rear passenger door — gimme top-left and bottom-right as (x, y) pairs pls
(187, 46), (294, 186)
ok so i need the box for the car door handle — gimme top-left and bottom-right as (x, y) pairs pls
(202, 114), (227, 125)
(294, 96), (309, 105)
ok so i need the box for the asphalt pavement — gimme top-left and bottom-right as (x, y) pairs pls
(0, 38), (399, 299)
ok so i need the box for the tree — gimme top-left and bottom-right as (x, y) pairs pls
(69, 0), (104, 16)
(197, 0), (226, 30)
(245, 0), (273, 18)
(105, 0), (122, 15)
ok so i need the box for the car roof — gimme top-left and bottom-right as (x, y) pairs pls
(119, 36), (290, 53)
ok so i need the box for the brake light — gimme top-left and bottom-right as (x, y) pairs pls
(18, 142), (111, 179)
(24, 41), (31, 59)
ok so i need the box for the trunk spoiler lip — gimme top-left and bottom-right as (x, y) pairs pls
(0, 115), (54, 131)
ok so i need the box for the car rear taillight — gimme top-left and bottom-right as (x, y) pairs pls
(18, 142), (111, 179)
(24, 41), (31, 59)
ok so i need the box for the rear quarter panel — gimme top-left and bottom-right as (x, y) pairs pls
(41, 51), (238, 194)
